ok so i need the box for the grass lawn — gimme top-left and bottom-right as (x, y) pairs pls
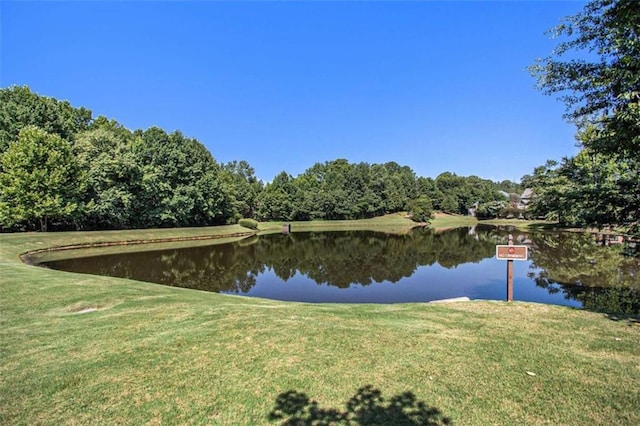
(1, 219), (639, 425)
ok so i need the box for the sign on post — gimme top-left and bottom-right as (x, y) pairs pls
(495, 245), (528, 261)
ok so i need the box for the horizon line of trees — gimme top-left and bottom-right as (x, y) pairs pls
(0, 86), (520, 232)
(3, 1), (638, 237)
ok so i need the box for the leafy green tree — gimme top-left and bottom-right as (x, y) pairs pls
(440, 195), (459, 214)
(531, 0), (640, 235)
(257, 171), (296, 221)
(408, 195), (433, 223)
(496, 180), (522, 194)
(221, 160), (263, 221)
(475, 200), (509, 219)
(0, 86), (92, 152)
(525, 160), (576, 224)
(527, 128), (639, 232)
(530, 0), (639, 157)
(0, 126), (81, 231)
(130, 128), (232, 228)
(74, 127), (141, 229)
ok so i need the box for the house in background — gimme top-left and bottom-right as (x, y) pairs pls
(498, 190), (510, 200)
(518, 188), (533, 210)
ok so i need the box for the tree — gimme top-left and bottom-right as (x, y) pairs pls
(530, 0), (640, 235)
(525, 160), (577, 224)
(130, 128), (233, 228)
(0, 86), (92, 152)
(0, 126), (81, 231)
(530, 0), (640, 157)
(256, 171), (296, 221)
(475, 201), (509, 219)
(221, 160), (263, 221)
(440, 195), (459, 214)
(74, 127), (141, 229)
(408, 195), (433, 223)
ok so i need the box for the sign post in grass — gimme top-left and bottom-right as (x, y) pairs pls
(496, 234), (528, 302)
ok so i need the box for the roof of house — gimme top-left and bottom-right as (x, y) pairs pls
(521, 188), (533, 200)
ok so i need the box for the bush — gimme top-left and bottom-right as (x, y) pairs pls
(475, 201), (508, 219)
(238, 218), (259, 230)
(408, 196), (433, 223)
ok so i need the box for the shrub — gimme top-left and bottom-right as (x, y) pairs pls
(238, 218), (259, 230)
(408, 196), (434, 223)
(476, 201), (508, 219)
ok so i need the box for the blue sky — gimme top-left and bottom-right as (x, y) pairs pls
(1, 1), (586, 183)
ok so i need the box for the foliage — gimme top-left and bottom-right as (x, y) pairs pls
(408, 195), (433, 223)
(221, 160), (263, 222)
(130, 127), (233, 228)
(238, 218), (259, 230)
(475, 200), (509, 219)
(429, 172), (509, 215)
(0, 126), (80, 231)
(0, 86), (91, 152)
(525, 138), (639, 232)
(0, 86), (521, 231)
(74, 126), (141, 229)
(255, 161), (512, 222)
(530, 0), (640, 158)
(256, 171), (297, 221)
(496, 179), (523, 194)
(530, 0), (640, 236)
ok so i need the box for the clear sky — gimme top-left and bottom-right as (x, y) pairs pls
(1, 0), (587, 183)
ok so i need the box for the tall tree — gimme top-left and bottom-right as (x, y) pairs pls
(221, 160), (263, 220)
(0, 86), (92, 152)
(74, 126), (141, 229)
(256, 171), (296, 221)
(530, 0), (639, 156)
(0, 126), (81, 231)
(530, 0), (640, 234)
(130, 128), (232, 228)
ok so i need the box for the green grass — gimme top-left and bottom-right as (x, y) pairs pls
(1, 221), (639, 425)
(479, 218), (557, 230)
(257, 213), (420, 234)
(431, 213), (478, 229)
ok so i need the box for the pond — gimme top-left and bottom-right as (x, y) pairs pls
(42, 226), (640, 314)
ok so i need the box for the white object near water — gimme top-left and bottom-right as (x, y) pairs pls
(429, 297), (471, 304)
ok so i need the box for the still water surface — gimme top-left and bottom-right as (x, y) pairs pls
(44, 226), (640, 313)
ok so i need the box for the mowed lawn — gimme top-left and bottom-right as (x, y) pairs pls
(1, 218), (639, 425)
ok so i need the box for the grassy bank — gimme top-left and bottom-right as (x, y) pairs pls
(1, 221), (639, 425)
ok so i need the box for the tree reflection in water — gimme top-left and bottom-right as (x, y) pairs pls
(526, 231), (640, 314)
(44, 227), (640, 313)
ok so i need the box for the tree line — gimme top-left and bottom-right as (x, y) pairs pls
(0, 86), (516, 232)
(2, 0), (637, 237)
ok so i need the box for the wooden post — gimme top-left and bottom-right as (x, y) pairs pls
(507, 234), (514, 302)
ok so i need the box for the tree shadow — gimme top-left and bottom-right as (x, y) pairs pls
(268, 385), (451, 425)
(605, 313), (640, 326)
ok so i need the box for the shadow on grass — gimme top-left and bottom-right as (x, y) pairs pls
(268, 385), (451, 425)
(605, 313), (640, 326)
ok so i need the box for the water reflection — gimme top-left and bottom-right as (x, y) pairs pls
(43, 227), (640, 313)
(526, 231), (640, 314)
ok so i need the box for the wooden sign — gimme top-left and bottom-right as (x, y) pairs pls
(496, 245), (528, 261)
